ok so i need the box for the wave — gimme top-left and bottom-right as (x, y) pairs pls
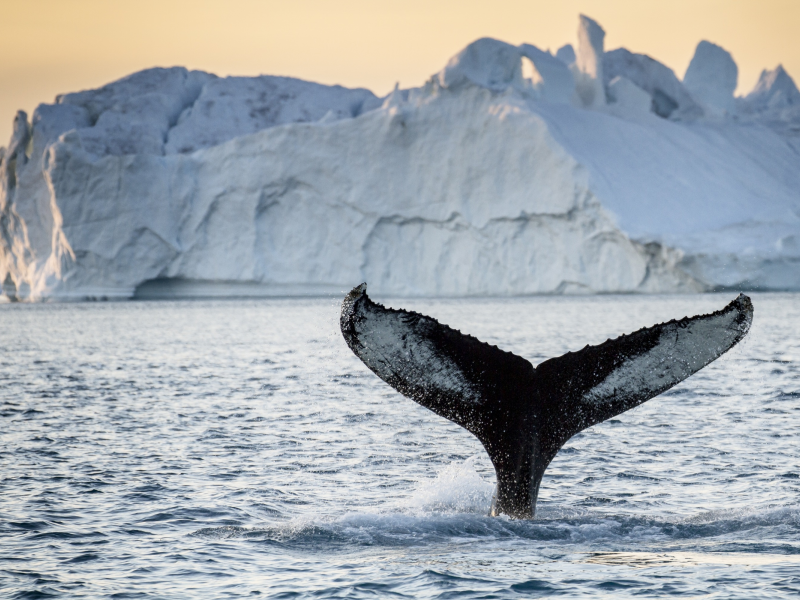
(191, 457), (800, 551)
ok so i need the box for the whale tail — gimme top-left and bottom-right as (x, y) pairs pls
(340, 284), (753, 519)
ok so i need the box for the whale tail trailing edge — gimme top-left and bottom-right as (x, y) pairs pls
(340, 284), (753, 519)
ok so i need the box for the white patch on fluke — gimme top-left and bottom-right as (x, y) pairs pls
(583, 308), (746, 406)
(354, 305), (482, 404)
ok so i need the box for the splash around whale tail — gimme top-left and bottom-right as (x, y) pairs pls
(340, 284), (753, 519)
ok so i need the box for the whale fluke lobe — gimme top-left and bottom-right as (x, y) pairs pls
(340, 285), (753, 519)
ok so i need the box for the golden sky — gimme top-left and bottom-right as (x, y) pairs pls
(1, 0), (798, 145)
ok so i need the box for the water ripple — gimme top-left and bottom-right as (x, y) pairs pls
(1, 293), (799, 597)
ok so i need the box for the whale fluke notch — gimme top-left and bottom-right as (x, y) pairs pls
(340, 284), (753, 519)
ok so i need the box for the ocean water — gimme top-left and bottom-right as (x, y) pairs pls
(2, 293), (800, 599)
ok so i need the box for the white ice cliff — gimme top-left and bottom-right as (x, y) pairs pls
(1, 15), (799, 300)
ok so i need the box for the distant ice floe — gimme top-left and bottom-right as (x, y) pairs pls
(1, 15), (799, 300)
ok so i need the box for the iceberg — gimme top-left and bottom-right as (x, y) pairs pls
(603, 48), (703, 119)
(1, 16), (799, 301)
(574, 15), (606, 108)
(737, 65), (800, 141)
(606, 76), (651, 115)
(519, 44), (575, 105)
(744, 64), (800, 111)
(555, 44), (576, 67)
(683, 41), (738, 115)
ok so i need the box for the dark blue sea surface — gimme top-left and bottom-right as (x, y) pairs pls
(1, 293), (799, 598)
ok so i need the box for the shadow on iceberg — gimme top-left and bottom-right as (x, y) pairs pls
(133, 278), (345, 300)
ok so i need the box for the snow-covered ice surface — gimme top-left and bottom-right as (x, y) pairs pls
(2, 293), (800, 598)
(1, 15), (799, 301)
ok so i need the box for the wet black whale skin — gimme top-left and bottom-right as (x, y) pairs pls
(340, 284), (753, 519)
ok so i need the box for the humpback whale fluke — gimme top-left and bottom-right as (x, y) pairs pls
(340, 284), (753, 519)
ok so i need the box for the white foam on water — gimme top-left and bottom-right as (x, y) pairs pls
(682, 504), (800, 528)
(396, 456), (496, 515)
(584, 550), (800, 568)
